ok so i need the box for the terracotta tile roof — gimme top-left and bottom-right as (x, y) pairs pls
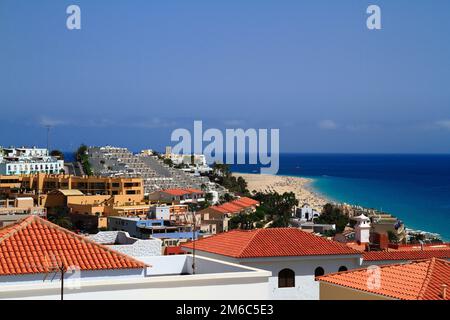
(210, 206), (229, 214)
(164, 246), (186, 255)
(232, 197), (259, 207)
(217, 203), (243, 213)
(363, 249), (450, 261)
(161, 189), (191, 196)
(182, 228), (361, 258)
(207, 197), (260, 215)
(318, 258), (450, 300)
(161, 188), (203, 196)
(183, 188), (204, 194)
(0, 216), (147, 276)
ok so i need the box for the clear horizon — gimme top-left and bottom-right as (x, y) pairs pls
(1, 0), (450, 153)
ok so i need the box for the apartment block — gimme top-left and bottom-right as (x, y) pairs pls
(0, 147), (64, 175)
(0, 173), (143, 197)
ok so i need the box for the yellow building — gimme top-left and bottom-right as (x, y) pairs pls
(0, 173), (143, 197)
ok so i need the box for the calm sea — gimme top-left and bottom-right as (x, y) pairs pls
(231, 154), (450, 240)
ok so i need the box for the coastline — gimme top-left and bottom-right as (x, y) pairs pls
(233, 172), (329, 211)
(233, 171), (447, 241)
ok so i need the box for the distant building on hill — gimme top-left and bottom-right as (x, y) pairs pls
(296, 204), (321, 221)
(197, 197), (260, 234)
(148, 188), (205, 204)
(0, 174), (143, 198)
(107, 216), (197, 242)
(0, 147), (64, 175)
(0, 197), (46, 227)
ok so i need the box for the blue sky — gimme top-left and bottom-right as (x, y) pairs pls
(1, 0), (450, 153)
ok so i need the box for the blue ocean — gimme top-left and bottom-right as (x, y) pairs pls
(231, 154), (450, 241)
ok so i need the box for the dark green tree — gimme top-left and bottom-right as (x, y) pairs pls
(315, 203), (349, 233)
(50, 149), (64, 160)
(253, 191), (298, 228)
(75, 144), (93, 175)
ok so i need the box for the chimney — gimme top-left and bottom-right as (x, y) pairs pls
(441, 284), (447, 300)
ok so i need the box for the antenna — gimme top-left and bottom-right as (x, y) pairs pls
(45, 125), (52, 151)
(43, 254), (67, 300)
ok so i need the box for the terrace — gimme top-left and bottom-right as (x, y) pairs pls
(0, 254), (271, 300)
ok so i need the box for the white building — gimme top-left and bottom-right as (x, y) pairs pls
(88, 231), (163, 257)
(354, 214), (371, 244)
(0, 147), (64, 175)
(0, 216), (270, 300)
(149, 204), (171, 220)
(148, 188), (205, 204)
(182, 228), (363, 300)
(296, 204), (321, 221)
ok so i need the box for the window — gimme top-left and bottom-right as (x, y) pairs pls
(338, 266), (348, 272)
(278, 268), (295, 288)
(314, 267), (325, 277)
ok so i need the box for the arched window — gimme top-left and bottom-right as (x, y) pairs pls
(278, 269), (295, 288)
(338, 266), (348, 272)
(314, 267), (325, 277)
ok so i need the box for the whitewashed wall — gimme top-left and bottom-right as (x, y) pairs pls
(185, 250), (362, 300)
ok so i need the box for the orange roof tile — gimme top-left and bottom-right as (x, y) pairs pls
(206, 197), (259, 215)
(182, 228), (361, 258)
(208, 206), (229, 214)
(318, 258), (450, 300)
(183, 188), (204, 194)
(161, 189), (191, 196)
(218, 203), (243, 213)
(161, 188), (204, 196)
(234, 197), (259, 206)
(0, 216), (147, 276)
(363, 249), (450, 261)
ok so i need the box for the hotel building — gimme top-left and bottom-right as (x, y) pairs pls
(0, 173), (143, 197)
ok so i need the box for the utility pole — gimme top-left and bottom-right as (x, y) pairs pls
(43, 259), (66, 301)
(192, 211), (196, 275)
(60, 263), (65, 301)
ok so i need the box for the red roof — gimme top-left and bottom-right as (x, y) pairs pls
(233, 197), (259, 206)
(161, 188), (203, 196)
(0, 216), (147, 276)
(164, 246), (186, 255)
(318, 258), (450, 300)
(207, 197), (260, 215)
(363, 249), (450, 261)
(182, 228), (361, 258)
(183, 188), (203, 194)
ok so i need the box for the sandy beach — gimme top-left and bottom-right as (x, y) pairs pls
(233, 173), (329, 211)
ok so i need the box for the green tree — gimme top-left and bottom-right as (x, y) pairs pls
(387, 230), (399, 243)
(47, 208), (73, 230)
(209, 163), (250, 196)
(75, 144), (93, 175)
(253, 191), (298, 228)
(163, 158), (174, 167)
(315, 203), (349, 233)
(50, 149), (64, 160)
